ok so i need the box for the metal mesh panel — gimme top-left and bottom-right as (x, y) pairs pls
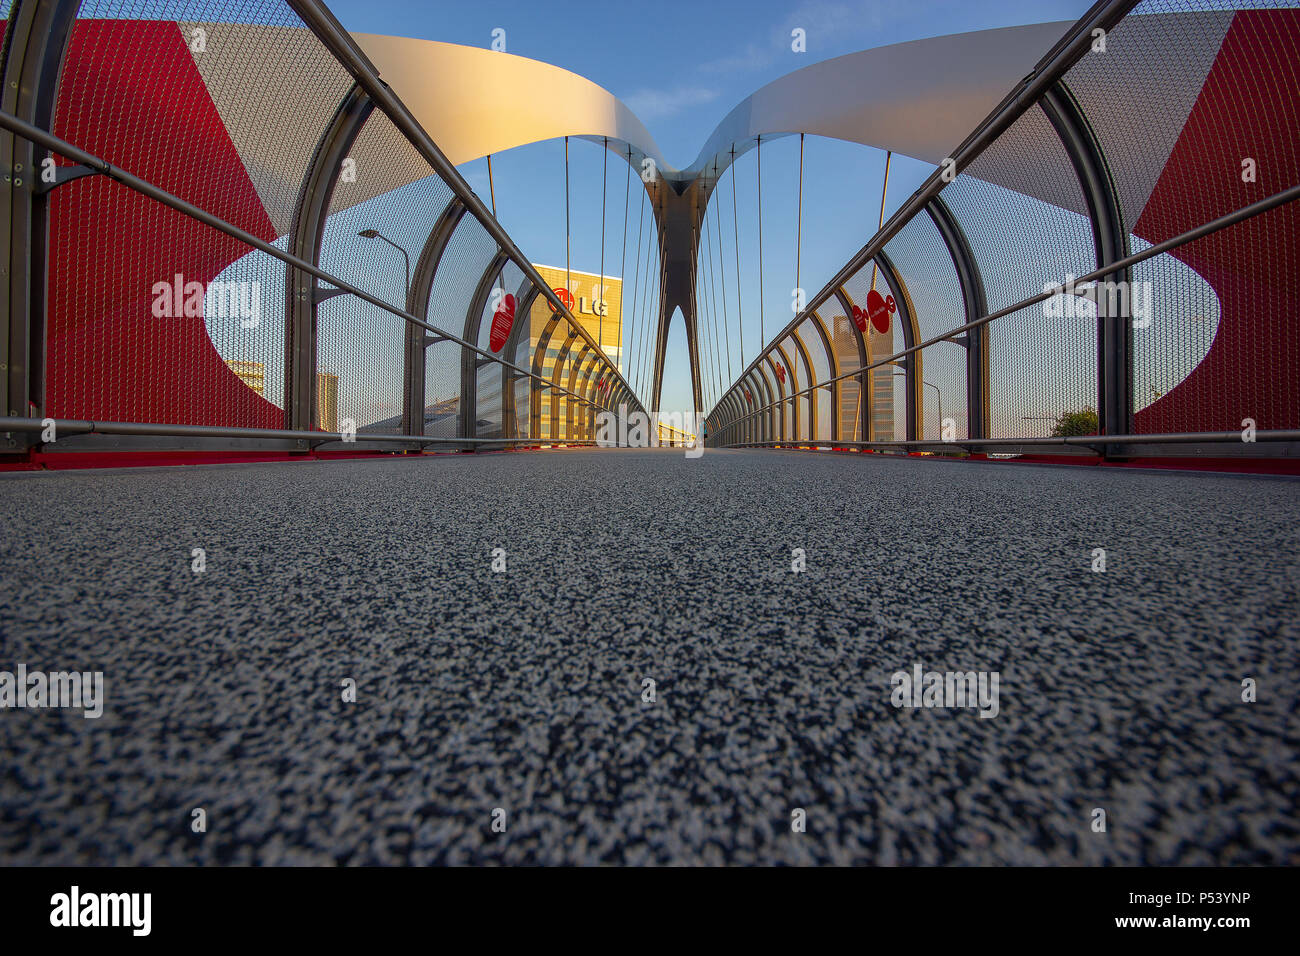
(67, 1), (354, 233)
(472, 260), (523, 438)
(421, 216), (499, 433)
(47, 177), (288, 425)
(317, 112), (455, 434)
(988, 302), (1095, 439)
(795, 318), (832, 439)
(936, 107), (1097, 440)
(46, 0), (357, 426)
(915, 342), (967, 442)
(891, 371), (908, 441)
(1139, 204), (1298, 431)
(880, 214), (964, 342)
(1068, 0), (1300, 432)
(841, 263), (902, 443)
(946, 111), (1098, 313)
(879, 213), (968, 439)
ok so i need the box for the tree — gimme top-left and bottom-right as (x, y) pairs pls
(1051, 407), (1099, 438)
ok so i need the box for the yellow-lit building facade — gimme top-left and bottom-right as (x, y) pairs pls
(527, 264), (623, 441)
(829, 306), (895, 443)
(226, 360), (338, 433)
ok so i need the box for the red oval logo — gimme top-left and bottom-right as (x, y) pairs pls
(866, 289), (890, 334)
(851, 304), (868, 333)
(548, 287), (575, 314)
(489, 293), (516, 352)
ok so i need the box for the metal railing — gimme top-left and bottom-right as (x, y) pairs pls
(0, 0), (645, 458)
(705, 0), (1300, 460)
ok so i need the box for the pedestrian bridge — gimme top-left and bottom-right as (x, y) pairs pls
(0, 0), (1297, 865)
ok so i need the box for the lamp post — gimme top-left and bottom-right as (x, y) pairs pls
(358, 228), (410, 304)
(892, 371), (941, 437)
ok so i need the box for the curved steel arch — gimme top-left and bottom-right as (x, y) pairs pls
(459, 249), (512, 439)
(874, 250), (923, 442)
(763, 353), (787, 443)
(500, 282), (540, 440)
(285, 82), (375, 431)
(786, 331), (817, 442)
(830, 290), (870, 443)
(565, 344), (594, 439)
(774, 341), (798, 442)
(403, 197), (467, 435)
(806, 310), (841, 443)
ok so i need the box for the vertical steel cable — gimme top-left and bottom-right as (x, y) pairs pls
(713, 162), (731, 390)
(487, 152), (505, 322)
(643, 218), (660, 398)
(796, 133), (804, 303)
(695, 227), (712, 411)
(699, 206), (717, 408)
(857, 149), (892, 443)
(756, 134), (765, 349)
(619, 146), (631, 383)
(705, 169), (724, 404)
(730, 145), (743, 378)
(564, 136), (571, 311)
(634, 195), (655, 396)
(598, 136), (607, 355)
(640, 217), (660, 398)
(870, 150), (892, 293)
(627, 178), (647, 399)
(709, 211), (724, 409)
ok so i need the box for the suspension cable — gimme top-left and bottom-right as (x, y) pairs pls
(641, 216), (660, 398)
(870, 150), (893, 293)
(695, 227), (712, 411)
(619, 146), (631, 386)
(633, 193), (654, 396)
(715, 161), (732, 386)
(487, 152), (505, 314)
(700, 201), (718, 407)
(627, 176), (647, 399)
(564, 136), (571, 308)
(705, 166), (725, 403)
(644, 218), (660, 398)
(796, 133), (804, 302)
(598, 136), (607, 355)
(756, 134), (765, 349)
(730, 144), (743, 377)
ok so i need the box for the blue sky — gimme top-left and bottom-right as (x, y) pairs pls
(323, 0), (1096, 416)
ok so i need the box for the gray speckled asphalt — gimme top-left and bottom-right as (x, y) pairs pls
(0, 448), (1297, 865)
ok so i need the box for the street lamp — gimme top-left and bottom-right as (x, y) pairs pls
(892, 371), (941, 437)
(358, 228), (410, 304)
